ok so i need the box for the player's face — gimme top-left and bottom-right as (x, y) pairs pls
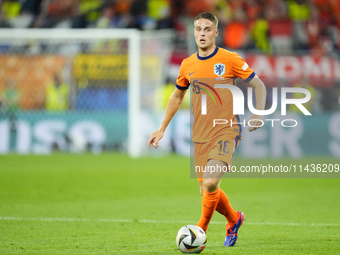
(194, 19), (218, 50)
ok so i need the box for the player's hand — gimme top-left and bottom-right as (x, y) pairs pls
(148, 130), (164, 149)
(246, 115), (263, 132)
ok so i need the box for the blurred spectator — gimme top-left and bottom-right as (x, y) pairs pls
(0, 0), (339, 54)
(184, 0), (214, 17)
(21, 0), (42, 16)
(157, 77), (174, 110)
(94, 1), (134, 29)
(1, 79), (20, 128)
(0, 79), (20, 152)
(147, 0), (169, 21)
(45, 74), (70, 111)
(96, 6), (114, 28)
(287, 0), (310, 51)
(305, 5), (336, 53)
(0, 6), (11, 27)
(111, 0), (133, 28)
(313, 0), (332, 24)
(1, 0), (21, 19)
(263, 0), (288, 21)
(30, 0), (75, 28)
(212, 0), (232, 25)
(250, 13), (272, 53)
(78, 0), (101, 27)
(47, 0), (78, 20)
(288, 0), (310, 21)
(129, 0), (150, 29)
(306, 6), (322, 51)
(161, 77), (190, 110)
(148, 0), (174, 29)
(223, 10), (249, 50)
(262, 0), (291, 54)
(329, 0), (340, 26)
(114, 0), (131, 16)
(0, 0), (29, 28)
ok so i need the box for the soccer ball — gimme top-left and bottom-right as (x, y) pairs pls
(176, 225), (207, 253)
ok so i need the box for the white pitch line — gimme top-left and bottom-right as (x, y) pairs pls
(0, 216), (340, 227)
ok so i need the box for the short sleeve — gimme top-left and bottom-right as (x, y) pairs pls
(176, 60), (189, 90)
(232, 53), (256, 82)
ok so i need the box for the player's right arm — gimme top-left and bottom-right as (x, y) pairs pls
(148, 88), (187, 149)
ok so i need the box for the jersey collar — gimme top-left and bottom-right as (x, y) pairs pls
(197, 46), (219, 60)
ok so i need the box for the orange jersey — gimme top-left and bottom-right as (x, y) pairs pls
(176, 47), (255, 143)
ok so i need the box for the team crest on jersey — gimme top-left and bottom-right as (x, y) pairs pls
(214, 63), (225, 76)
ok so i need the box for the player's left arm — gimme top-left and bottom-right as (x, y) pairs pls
(247, 75), (266, 132)
(231, 53), (267, 132)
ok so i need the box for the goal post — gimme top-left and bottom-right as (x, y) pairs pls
(127, 30), (142, 158)
(0, 29), (174, 156)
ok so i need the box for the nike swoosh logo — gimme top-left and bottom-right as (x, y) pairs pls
(189, 71), (196, 76)
(218, 153), (226, 156)
(204, 204), (214, 209)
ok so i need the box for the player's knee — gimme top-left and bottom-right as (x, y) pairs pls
(203, 179), (218, 192)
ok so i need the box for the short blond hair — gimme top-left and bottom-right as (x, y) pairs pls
(194, 12), (218, 28)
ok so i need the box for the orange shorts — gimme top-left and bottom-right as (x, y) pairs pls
(194, 131), (241, 182)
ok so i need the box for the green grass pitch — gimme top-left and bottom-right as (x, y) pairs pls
(0, 154), (339, 254)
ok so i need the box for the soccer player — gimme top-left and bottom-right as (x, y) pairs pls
(148, 12), (266, 247)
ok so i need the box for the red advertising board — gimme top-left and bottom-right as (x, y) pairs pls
(246, 54), (340, 87)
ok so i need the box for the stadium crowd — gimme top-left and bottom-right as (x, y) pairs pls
(0, 0), (339, 113)
(0, 0), (339, 54)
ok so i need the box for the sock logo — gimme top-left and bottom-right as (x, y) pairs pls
(204, 204), (214, 209)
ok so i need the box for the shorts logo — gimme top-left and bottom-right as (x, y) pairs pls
(204, 204), (214, 209)
(214, 63), (225, 76)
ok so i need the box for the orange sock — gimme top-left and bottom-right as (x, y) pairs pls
(215, 188), (238, 224)
(197, 189), (220, 231)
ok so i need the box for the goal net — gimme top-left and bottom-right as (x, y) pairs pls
(0, 29), (174, 156)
